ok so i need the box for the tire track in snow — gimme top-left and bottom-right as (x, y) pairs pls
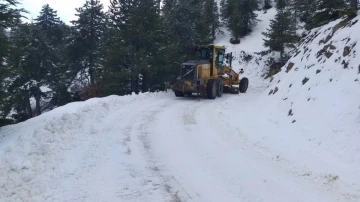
(133, 98), (197, 202)
(205, 92), (360, 201)
(142, 96), (244, 202)
(140, 90), (358, 202)
(42, 94), (176, 202)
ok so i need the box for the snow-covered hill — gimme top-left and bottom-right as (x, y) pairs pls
(214, 8), (277, 53)
(214, 7), (280, 85)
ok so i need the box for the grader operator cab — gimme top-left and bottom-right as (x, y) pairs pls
(169, 44), (248, 99)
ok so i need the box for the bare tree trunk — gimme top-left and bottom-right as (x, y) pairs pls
(89, 0), (95, 85)
(35, 85), (41, 116)
(89, 55), (94, 85)
(24, 91), (33, 118)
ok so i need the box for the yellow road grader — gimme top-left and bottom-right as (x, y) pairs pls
(167, 44), (248, 99)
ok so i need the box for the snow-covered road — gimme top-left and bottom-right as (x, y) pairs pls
(1, 79), (359, 202)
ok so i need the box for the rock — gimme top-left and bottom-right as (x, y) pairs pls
(316, 69), (321, 74)
(342, 60), (349, 69)
(288, 109), (293, 116)
(286, 62), (294, 73)
(273, 87), (279, 94)
(343, 46), (351, 57)
(325, 51), (333, 58)
(269, 89), (274, 95)
(317, 44), (336, 59)
(302, 77), (309, 85)
(352, 42), (357, 48)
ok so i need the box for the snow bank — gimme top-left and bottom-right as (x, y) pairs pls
(0, 92), (167, 202)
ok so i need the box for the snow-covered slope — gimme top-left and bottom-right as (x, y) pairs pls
(213, 7), (280, 85)
(214, 8), (277, 53)
(233, 15), (360, 199)
(263, 14), (360, 160)
(0, 93), (175, 201)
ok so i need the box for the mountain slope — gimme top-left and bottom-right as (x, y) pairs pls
(233, 15), (360, 199)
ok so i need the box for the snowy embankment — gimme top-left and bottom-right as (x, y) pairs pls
(214, 7), (277, 53)
(214, 7), (280, 82)
(229, 14), (360, 200)
(0, 93), (174, 201)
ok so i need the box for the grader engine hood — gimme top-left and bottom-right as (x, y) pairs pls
(180, 60), (210, 80)
(182, 60), (210, 66)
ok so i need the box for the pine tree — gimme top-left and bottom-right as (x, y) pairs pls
(48, 23), (73, 107)
(34, 4), (66, 44)
(33, 4), (70, 113)
(293, 0), (316, 23)
(307, 0), (347, 29)
(275, 0), (289, 9)
(262, 1), (298, 63)
(69, 0), (106, 87)
(264, 0), (272, 9)
(349, 0), (358, 11)
(0, 28), (11, 120)
(101, 0), (173, 95)
(4, 4), (69, 119)
(0, 0), (26, 122)
(203, 0), (222, 42)
(220, 0), (260, 43)
(6, 23), (46, 118)
(162, 0), (208, 55)
(0, 0), (26, 28)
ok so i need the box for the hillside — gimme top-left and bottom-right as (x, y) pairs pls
(264, 15), (360, 180)
(218, 14), (360, 200)
(213, 6), (280, 87)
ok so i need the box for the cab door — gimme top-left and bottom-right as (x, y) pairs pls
(214, 48), (225, 75)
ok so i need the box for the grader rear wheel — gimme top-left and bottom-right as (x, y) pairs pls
(206, 79), (217, 99)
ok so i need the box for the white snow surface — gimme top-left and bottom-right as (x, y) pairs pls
(214, 8), (277, 53)
(1, 8), (360, 202)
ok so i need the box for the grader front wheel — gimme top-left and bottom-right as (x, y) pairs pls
(216, 79), (223, 97)
(175, 92), (184, 97)
(239, 77), (249, 93)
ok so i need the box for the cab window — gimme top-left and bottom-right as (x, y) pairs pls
(215, 49), (225, 70)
